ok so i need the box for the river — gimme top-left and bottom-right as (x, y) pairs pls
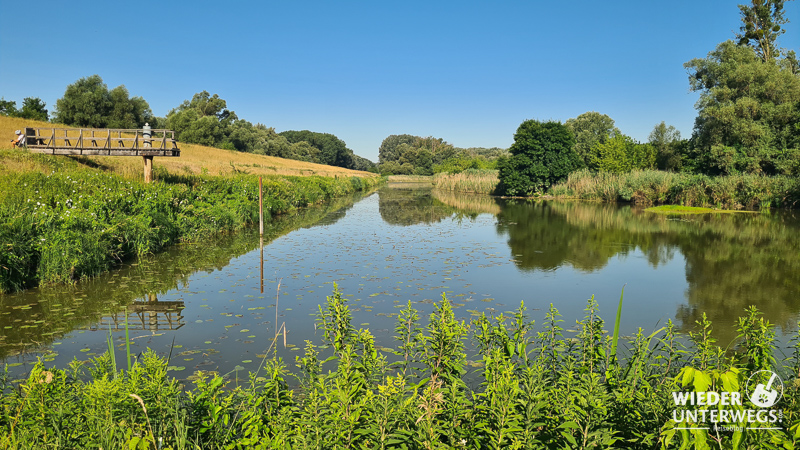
(2, 184), (799, 381)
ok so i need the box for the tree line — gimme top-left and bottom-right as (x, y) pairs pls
(498, 0), (800, 196)
(377, 133), (509, 175)
(0, 76), (376, 172)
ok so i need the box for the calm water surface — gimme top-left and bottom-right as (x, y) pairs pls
(2, 185), (799, 380)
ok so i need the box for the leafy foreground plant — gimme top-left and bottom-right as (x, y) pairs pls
(1, 287), (799, 449)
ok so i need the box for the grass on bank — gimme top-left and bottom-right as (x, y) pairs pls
(0, 116), (377, 180)
(550, 168), (800, 209)
(644, 205), (753, 215)
(1, 287), (798, 449)
(417, 166), (800, 210)
(433, 169), (499, 194)
(385, 170), (500, 195)
(386, 175), (434, 183)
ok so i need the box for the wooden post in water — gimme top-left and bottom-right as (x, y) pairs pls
(259, 177), (264, 236)
(260, 237), (264, 294)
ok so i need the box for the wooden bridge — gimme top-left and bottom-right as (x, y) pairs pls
(22, 126), (180, 183)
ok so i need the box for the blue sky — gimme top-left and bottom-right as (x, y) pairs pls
(1, 0), (797, 162)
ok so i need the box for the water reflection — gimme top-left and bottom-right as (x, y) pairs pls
(3, 185), (799, 378)
(431, 191), (800, 343)
(378, 186), (455, 226)
(90, 297), (186, 332)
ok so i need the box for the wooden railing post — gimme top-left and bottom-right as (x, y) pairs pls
(143, 156), (154, 183)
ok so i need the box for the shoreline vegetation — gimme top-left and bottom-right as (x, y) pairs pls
(0, 146), (381, 294)
(643, 205), (754, 215)
(405, 168), (800, 211)
(549, 169), (800, 210)
(1, 287), (798, 448)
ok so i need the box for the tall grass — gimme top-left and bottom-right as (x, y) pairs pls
(386, 175), (434, 183)
(433, 169), (499, 194)
(550, 168), (800, 209)
(1, 287), (798, 448)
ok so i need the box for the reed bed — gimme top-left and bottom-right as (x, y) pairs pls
(550, 168), (800, 209)
(432, 169), (499, 194)
(386, 175), (434, 183)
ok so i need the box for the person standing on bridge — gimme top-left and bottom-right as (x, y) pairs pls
(10, 130), (26, 147)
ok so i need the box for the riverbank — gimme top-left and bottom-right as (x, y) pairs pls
(1, 288), (798, 449)
(550, 169), (800, 209)
(425, 167), (800, 210)
(0, 151), (382, 293)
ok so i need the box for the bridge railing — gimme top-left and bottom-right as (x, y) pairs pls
(24, 127), (179, 155)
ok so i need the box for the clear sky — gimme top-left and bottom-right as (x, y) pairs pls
(1, 0), (797, 162)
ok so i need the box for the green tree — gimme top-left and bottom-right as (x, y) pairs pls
(736, 0), (792, 62)
(565, 112), (620, 167)
(378, 134), (418, 164)
(377, 134), (456, 174)
(290, 140), (323, 163)
(166, 91), (237, 147)
(649, 122), (682, 171)
(591, 135), (657, 173)
(0, 97), (49, 121)
(107, 86), (151, 128)
(497, 120), (580, 195)
(685, 41), (800, 174)
(414, 136), (457, 164)
(18, 97), (49, 122)
(54, 75), (112, 127)
(351, 154), (377, 172)
(279, 130), (357, 168)
(54, 75), (152, 128)
(0, 99), (18, 116)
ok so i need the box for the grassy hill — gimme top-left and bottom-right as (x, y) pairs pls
(0, 116), (377, 179)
